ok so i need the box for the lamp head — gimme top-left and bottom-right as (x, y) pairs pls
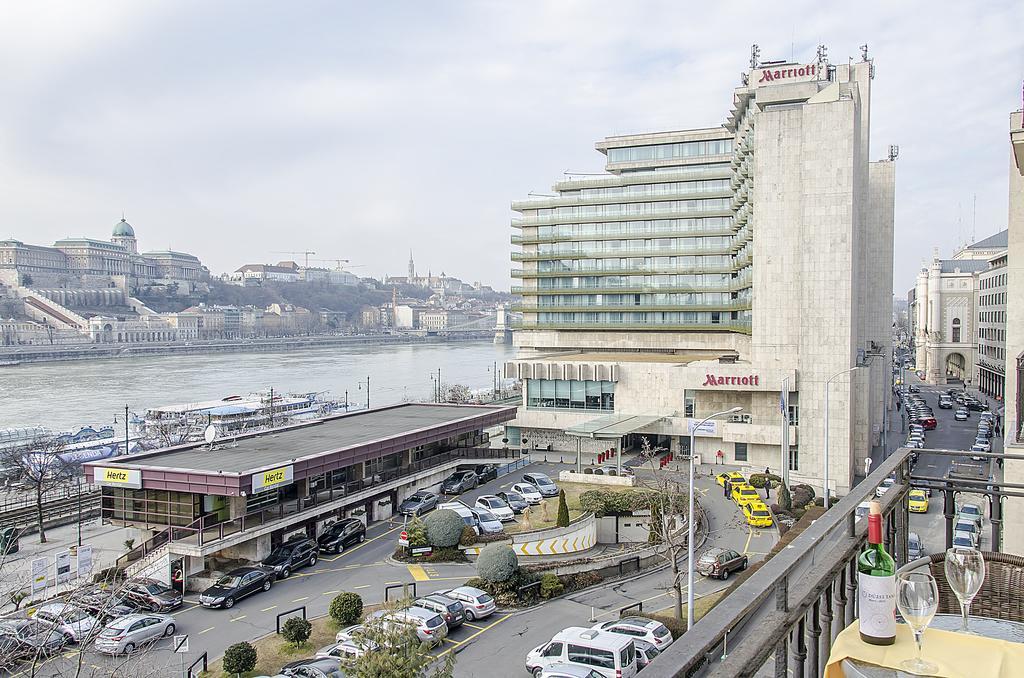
(727, 406), (743, 414)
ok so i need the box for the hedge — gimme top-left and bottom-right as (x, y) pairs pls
(579, 489), (685, 517)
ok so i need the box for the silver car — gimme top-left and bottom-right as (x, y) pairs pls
(33, 603), (100, 643)
(93, 613), (176, 655)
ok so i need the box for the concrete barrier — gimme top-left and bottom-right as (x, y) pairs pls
(558, 470), (636, 486)
(464, 513), (597, 556)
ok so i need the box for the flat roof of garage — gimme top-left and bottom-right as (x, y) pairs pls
(99, 403), (514, 475)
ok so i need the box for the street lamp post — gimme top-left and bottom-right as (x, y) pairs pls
(687, 406), (742, 630)
(824, 366), (862, 509)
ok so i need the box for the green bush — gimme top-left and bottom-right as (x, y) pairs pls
(424, 509), (465, 547)
(281, 616), (312, 647)
(459, 525), (478, 547)
(477, 544), (519, 583)
(539, 573), (564, 599)
(329, 592), (363, 625)
(561, 571), (602, 592)
(583, 467), (594, 474)
(407, 517), (428, 548)
(778, 483), (792, 511)
(747, 473), (781, 489)
(579, 489), (685, 518)
(223, 641), (257, 675)
(556, 489), (570, 527)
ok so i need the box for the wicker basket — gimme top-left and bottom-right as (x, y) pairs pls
(927, 551), (1024, 622)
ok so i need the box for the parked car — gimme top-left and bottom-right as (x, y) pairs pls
(261, 536), (319, 578)
(123, 578), (183, 612)
(440, 470), (478, 494)
(974, 438), (992, 453)
(695, 547), (747, 580)
(475, 495), (515, 521)
(315, 638), (375, 660)
(538, 665), (608, 678)
(730, 483), (760, 506)
(199, 566), (275, 609)
(93, 613), (175, 655)
(591, 617), (673, 650)
(876, 478), (896, 497)
(77, 586), (139, 622)
(742, 501), (773, 528)
(497, 490), (530, 513)
(317, 518), (366, 554)
(437, 586), (496, 621)
(966, 400), (988, 412)
(399, 490), (439, 516)
(510, 482), (543, 504)
(0, 619), (68, 660)
(970, 444), (989, 461)
(633, 638), (661, 670)
(716, 471), (745, 487)
(473, 508), (505, 534)
(954, 519), (981, 547)
(522, 472), (559, 498)
(335, 623), (366, 643)
(958, 503), (984, 524)
(414, 594), (466, 629)
(908, 532), (926, 559)
(595, 464), (634, 477)
(275, 656), (347, 677)
(905, 438), (923, 449)
(908, 385), (920, 393)
(394, 606), (448, 645)
(33, 603), (100, 643)
(438, 501), (480, 534)
(912, 416), (937, 430)
(526, 627), (638, 678)
(952, 532), (976, 548)
(908, 489), (929, 513)
(954, 409), (969, 421)
(474, 464), (500, 483)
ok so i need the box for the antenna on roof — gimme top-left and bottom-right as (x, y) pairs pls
(204, 424), (217, 449)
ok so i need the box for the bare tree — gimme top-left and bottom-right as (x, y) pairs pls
(634, 436), (692, 621)
(341, 599), (456, 678)
(0, 436), (76, 544)
(440, 383), (474, 404)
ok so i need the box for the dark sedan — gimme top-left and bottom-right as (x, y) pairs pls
(199, 566), (275, 609)
(496, 490), (529, 514)
(316, 518), (366, 554)
(474, 464), (499, 483)
(278, 656), (346, 677)
(77, 585), (140, 622)
(123, 578), (183, 612)
(399, 490), (439, 516)
(0, 620), (68, 662)
(440, 470), (478, 495)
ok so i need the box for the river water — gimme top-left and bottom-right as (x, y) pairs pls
(0, 341), (516, 431)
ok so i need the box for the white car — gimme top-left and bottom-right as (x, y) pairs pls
(475, 495), (515, 521)
(33, 603), (100, 643)
(875, 478), (895, 497)
(973, 438), (992, 453)
(335, 624), (366, 643)
(511, 482), (543, 504)
(437, 586), (496, 621)
(591, 617), (674, 650)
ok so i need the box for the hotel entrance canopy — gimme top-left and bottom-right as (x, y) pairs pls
(565, 414), (663, 439)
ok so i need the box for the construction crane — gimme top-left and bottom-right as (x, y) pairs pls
(313, 258), (365, 270)
(272, 250), (316, 267)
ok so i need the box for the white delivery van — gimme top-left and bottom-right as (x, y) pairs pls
(438, 501), (480, 535)
(526, 626), (638, 678)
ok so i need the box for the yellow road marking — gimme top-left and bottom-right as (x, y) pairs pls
(462, 622), (485, 630)
(742, 526), (754, 554)
(442, 636), (464, 645)
(354, 584), (371, 589)
(407, 565), (430, 581)
(292, 596), (309, 602)
(229, 615), (247, 622)
(261, 605), (277, 612)
(437, 614), (511, 657)
(384, 581), (401, 585)
(320, 525), (401, 561)
(179, 603), (201, 613)
(198, 626), (215, 635)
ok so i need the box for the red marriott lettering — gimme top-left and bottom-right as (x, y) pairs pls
(757, 64), (816, 84)
(703, 374), (759, 387)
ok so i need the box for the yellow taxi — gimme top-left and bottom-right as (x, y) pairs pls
(731, 483), (761, 507)
(908, 489), (929, 513)
(743, 501), (774, 528)
(716, 471), (745, 487)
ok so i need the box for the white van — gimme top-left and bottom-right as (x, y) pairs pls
(526, 627), (638, 678)
(438, 501), (480, 535)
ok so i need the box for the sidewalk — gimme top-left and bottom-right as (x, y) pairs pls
(5, 518), (131, 574)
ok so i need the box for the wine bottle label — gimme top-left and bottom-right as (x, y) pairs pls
(858, 572), (896, 638)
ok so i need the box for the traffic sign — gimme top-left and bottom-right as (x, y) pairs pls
(398, 530), (409, 547)
(174, 635), (189, 653)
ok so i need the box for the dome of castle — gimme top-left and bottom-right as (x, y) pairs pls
(112, 217), (135, 238)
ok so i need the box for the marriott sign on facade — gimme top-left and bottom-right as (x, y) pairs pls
(754, 63), (817, 85)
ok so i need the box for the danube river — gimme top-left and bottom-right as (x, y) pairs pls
(0, 341), (515, 431)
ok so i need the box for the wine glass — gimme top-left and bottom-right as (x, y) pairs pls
(945, 546), (986, 634)
(896, 572), (939, 675)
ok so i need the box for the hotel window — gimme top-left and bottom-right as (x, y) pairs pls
(684, 390), (696, 417)
(788, 447), (799, 471)
(952, 318), (961, 343)
(788, 405), (799, 426)
(527, 379), (615, 411)
(734, 442), (748, 462)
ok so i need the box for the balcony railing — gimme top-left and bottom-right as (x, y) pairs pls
(643, 445), (1024, 677)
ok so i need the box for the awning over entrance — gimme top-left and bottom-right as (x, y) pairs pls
(565, 414), (664, 439)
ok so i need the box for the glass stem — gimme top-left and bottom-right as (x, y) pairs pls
(914, 629), (924, 662)
(961, 601), (971, 633)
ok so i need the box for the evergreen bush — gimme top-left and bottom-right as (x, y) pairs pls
(222, 641), (257, 675)
(555, 489), (570, 527)
(424, 509), (465, 547)
(281, 616), (312, 648)
(329, 592), (363, 625)
(477, 544), (518, 583)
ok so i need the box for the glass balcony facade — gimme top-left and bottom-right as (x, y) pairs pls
(512, 130), (751, 333)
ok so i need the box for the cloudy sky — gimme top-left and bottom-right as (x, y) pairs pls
(1, 1), (1022, 294)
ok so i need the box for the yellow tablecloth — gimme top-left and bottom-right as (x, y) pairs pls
(825, 620), (1024, 678)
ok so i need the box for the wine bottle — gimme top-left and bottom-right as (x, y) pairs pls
(858, 500), (896, 645)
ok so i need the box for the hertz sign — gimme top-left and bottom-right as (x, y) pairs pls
(93, 467), (142, 489)
(252, 465), (294, 493)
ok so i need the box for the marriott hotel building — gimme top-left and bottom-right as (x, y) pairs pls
(505, 54), (895, 496)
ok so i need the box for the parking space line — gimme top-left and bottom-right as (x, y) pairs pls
(438, 614), (512, 657)
(442, 636), (464, 646)
(292, 596), (309, 602)
(322, 590), (340, 595)
(743, 526), (754, 554)
(462, 622), (485, 630)
(321, 525), (401, 561)
(229, 615), (247, 622)
(261, 605), (278, 612)
(354, 584), (371, 589)
(198, 626), (216, 635)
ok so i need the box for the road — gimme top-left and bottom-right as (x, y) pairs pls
(10, 460), (774, 677)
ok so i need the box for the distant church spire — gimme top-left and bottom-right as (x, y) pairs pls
(408, 249), (415, 280)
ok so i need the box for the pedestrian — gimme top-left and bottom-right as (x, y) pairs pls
(765, 466), (770, 476)
(864, 456), (872, 477)
(724, 478), (731, 499)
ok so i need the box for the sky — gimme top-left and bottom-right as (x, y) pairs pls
(1, 1), (1022, 294)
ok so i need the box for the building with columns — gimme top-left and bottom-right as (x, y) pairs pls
(504, 50), (895, 497)
(1003, 108), (1024, 555)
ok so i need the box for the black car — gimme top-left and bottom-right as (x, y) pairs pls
(278, 656), (346, 677)
(496, 490), (529, 514)
(0, 620), (67, 662)
(966, 400), (988, 412)
(317, 518), (366, 554)
(123, 578), (183, 612)
(77, 586), (139, 622)
(261, 536), (319, 578)
(399, 490), (439, 516)
(414, 594), (466, 629)
(440, 470), (478, 495)
(473, 464), (499, 484)
(199, 566), (275, 609)
(908, 385), (920, 393)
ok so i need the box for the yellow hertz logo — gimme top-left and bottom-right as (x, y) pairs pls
(100, 469), (131, 483)
(262, 468), (288, 486)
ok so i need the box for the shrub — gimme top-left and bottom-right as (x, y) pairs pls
(329, 592), (363, 626)
(407, 517), (428, 548)
(583, 467), (594, 474)
(579, 488), (685, 518)
(477, 544), (519, 583)
(561, 571), (602, 592)
(281, 616), (312, 647)
(539, 573), (564, 599)
(424, 509), (465, 547)
(223, 641), (257, 675)
(459, 525), (478, 547)
(747, 473), (782, 489)
(777, 483), (792, 511)
(556, 489), (570, 527)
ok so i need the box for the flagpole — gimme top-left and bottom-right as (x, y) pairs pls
(780, 377), (789, 487)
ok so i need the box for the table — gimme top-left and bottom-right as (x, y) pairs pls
(842, 614), (1024, 677)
